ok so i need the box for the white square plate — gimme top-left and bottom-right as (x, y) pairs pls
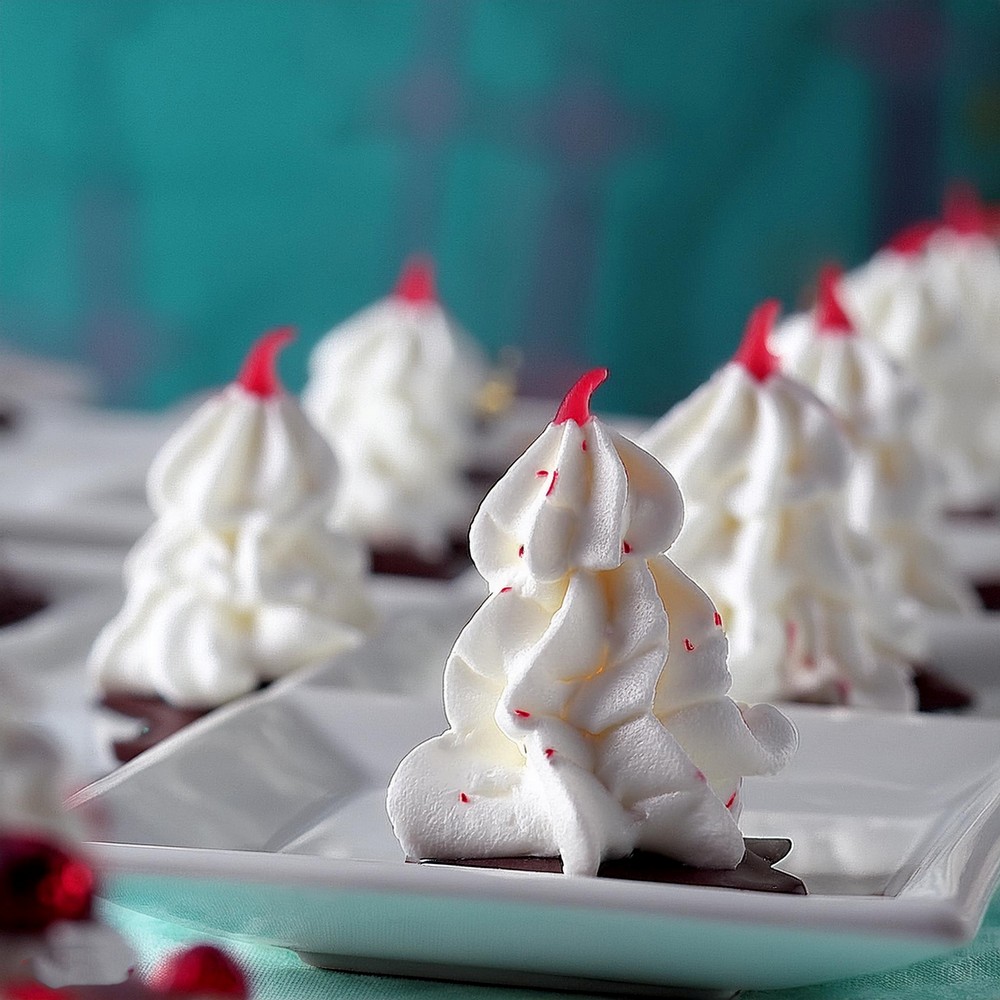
(69, 645), (1000, 993)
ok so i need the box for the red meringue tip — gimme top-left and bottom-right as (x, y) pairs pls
(554, 367), (609, 426)
(942, 180), (990, 237)
(732, 300), (781, 382)
(235, 326), (295, 398)
(886, 219), (937, 255)
(393, 254), (437, 304)
(815, 264), (854, 336)
(151, 945), (249, 998)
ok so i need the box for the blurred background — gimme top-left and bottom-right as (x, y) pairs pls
(0, 0), (998, 416)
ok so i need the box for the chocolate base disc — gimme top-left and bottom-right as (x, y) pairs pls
(912, 665), (974, 712)
(371, 540), (471, 580)
(945, 505), (999, 521)
(100, 692), (212, 763)
(974, 581), (1000, 612)
(414, 837), (806, 895)
(0, 574), (48, 627)
(0, 402), (17, 432)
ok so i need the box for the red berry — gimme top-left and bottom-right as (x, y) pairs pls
(2, 984), (68, 999)
(151, 945), (248, 998)
(0, 834), (94, 933)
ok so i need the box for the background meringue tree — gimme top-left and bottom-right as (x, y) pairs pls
(642, 302), (915, 711)
(90, 328), (374, 709)
(303, 257), (488, 560)
(842, 184), (1000, 514)
(776, 264), (976, 621)
(388, 370), (796, 877)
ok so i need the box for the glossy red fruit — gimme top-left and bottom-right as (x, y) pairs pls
(0, 834), (94, 933)
(151, 945), (249, 998)
(1, 983), (68, 999)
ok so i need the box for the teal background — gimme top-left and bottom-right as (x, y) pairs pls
(1, 0), (998, 414)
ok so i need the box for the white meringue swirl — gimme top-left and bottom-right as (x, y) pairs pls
(90, 382), (374, 708)
(303, 294), (487, 557)
(388, 394), (796, 875)
(642, 362), (916, 711)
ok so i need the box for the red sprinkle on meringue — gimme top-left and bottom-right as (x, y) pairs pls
(581, 440), (587, 451)
(514, 709), (531, 718)
(236, 326), (294, 398)
(554, 368), (609, 426)
(544, 747), (555, 759)
(714, 611), (723, 627)
(518, 545), (525, 558)
(887, 219), (937, 255)
(151, 944), (248, 998)
(815, 264), (854, 336)
(725, 791), (737, 810)
(732, 300), (781, 382)
(459, 792), (470, 803)
(683, 638), (695, 652)
(536, 470), (548, 477)
(943, 181), (991, 237)
(695, 769), (706, 783)
(500, 586), (512, 594)
(546, 470), (559, 497)
(785, 620), (798, 649)
(622, 541), (632, 554)
(393, 255), (437, 304)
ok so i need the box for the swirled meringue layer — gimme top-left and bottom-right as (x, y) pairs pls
(90, 383), (374, 708)
(388, 405), (796, 875)
(303, 296), (487, 557)
(775, 312), (977, 617)
(642, 363), (916, 711)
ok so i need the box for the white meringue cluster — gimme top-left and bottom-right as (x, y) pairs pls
(388, 370), (796, 876)
(0, 672), (134, 989)
(642, 302), (917, 711)
(841, 186), (1000, 512)
(775, 267), (977, 621)
(90, 329), (374, 708)
(303, 258), (488, 558)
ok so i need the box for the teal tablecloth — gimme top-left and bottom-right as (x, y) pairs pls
(102, 890), (1000, 1000)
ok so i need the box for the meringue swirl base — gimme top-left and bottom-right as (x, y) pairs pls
(0, 401), (16, 432)
(912, 666), (974, 712)
(413, 838), (806, 895)
(370, 540), (471, 580)
(100, 693), (215, 763)
(973, 581), (1000, 612)
(0, 573), (48, 627)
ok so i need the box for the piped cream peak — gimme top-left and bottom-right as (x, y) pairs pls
(815, 265), (854, 336)
(554, 368), (609, 426)
(732, 300), (781, 382)
(394, 255), (437, 304)
(236, 327), (295, 398)
(886, 220), (936, 256)
(942, 181), (991, 238)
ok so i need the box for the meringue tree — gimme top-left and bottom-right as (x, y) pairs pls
(642, 302), (915, 711)
(776, 265), (976, 620)
(388, 370), (795, 876)
(303, 257), (487, 559)
(842, 184), (1000, 512)
(90, 329), (374, 708)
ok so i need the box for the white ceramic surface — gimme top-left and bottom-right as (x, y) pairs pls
(0, 402), (184, 545)
(69, 674), (1000, 992)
